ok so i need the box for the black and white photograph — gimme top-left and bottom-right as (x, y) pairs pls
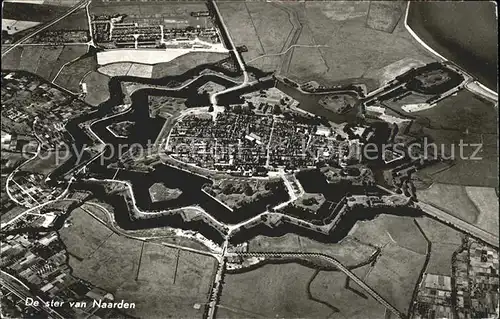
(1, 0), (498, 318)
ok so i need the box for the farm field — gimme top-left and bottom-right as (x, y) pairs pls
(127, 63), (154, 78)
(151, 52), (228, 78)
(220, 1), (435, 89)
(416, 183), (480, 225)
(81, 71), (110, 106)
(219, 263), (332, 318)
(44, 8), (88, 31)
(415, 127), (497, 187)
(414, 217), (463, 277)
(98, 62), (153, 78)
(90, 1), (208, 21)
(395, 90), (497, 134)
(425, 243), (460, 276)
(2, 19), (40, 35)
(217, 2), (265, 61)
(59, 207), (113, 259)
(310, 269), (388, 319)
(66, 232), (142, 293)
(117, 247), (216, 318)
(415, 216), (463, 245)
(349, 214), (427, 255)
(98, 63), (132, 77)
(54, 54), (97, 93)
(286, 25), (329, 84)
(366, 1), (405, 33)
(364, 242), (426, 314)
(248, 234), (377, 267)
(465, 186), (499, 236)
(2, 2), (69, 22)
(61, 207), (216, 317)
(1, 44), (88, 83)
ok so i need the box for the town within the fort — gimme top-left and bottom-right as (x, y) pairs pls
(1, 1), (498, 319)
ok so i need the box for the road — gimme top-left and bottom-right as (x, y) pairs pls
(1, 0), (89, 57)
(376, 185), (499, 248)
(207, 0), (249, 108)
(417, 201), (499, 248)
(232, 252), (404, 318)
(206, 239), (228, 319)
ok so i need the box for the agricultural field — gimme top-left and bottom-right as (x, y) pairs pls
(1, 44), (88, 83)
(369, 57), (427, 87)
(18, 46), (46, 74)
(414, 127), (498, 187)
(66, 232), (142, 293)
(2, 2), (69, 22)
(81, 71), (110, 106)
(465, 186), (499, 236)
(217, 2), (265, 61)
(248, 233), (378, 267)
(398, 90), (496, 134)
(415, 216), (463, 245)
(219, 263), (332, 318)
(54, 54), (96, 93)
(416, 183), (479, 225)
(425, 243), (459, 276)
(127, 63), (154, 78)
(151, 52), (228, 78)
(220, 1), (434, 89)
(366, 1), (405, 33)
(298, 1), (435, 89)
(2, 19), (40, 35)
(349, 214), (427, 255)
(414, 217), (463, 276)
(286, 25), (329, 84)
(60, 206), (216, 317)
(117, 247), (216, 318)
(97, 49), (201, 65)
(59, 207), (113, 260)
(310, 269), (388, 319)
(35, 46), (66, 79)
(364, 242), (426, 314)
(98, 63), (133, 77)
(90, 1), (208, 22)
(44, 8), (88, 31)
(346, 214), (428, 313)
(98, 62), (152, 78)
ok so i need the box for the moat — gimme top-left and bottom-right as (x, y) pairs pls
(40, 61), (420, 246)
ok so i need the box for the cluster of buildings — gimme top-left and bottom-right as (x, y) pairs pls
(1, 131), (38, 154)
(168, 112), (272, 171)
(1, 72), (94, 148)
(240, 87), (299, 116)
(414, 239), (499, 319)
(0, 232), (122, 318)
(167, 87), (381, 175)
(414, 273), (454, 319)
(454, 240), (499, 318)
(8, 173), (61, 208)
(32, 30), (89, 44)
(91, 12), (220, 49)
